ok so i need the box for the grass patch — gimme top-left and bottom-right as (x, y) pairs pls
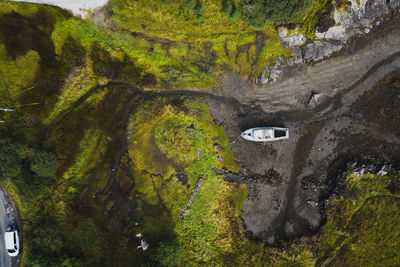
(125, 97), (267, 265)
(109, 0), (300, 83)
(317, 173), (400, 266)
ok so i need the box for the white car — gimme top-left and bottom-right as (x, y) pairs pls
(4, 227), (19, 257)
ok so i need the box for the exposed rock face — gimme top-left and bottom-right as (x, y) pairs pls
(315, 0), (396, 41)
(260, 55), (286, 83)
(279, 28), (307, 48)
(259, 0), (400, 84)
(303, 41), (343, 62)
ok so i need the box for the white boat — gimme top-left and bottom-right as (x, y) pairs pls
(240, 127), (289, 142)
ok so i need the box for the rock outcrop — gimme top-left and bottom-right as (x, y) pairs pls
(259, 0), (400, 84)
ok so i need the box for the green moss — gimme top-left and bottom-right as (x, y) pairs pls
(317, 173), (400, 266)
(124, 97), (265, 265)
(300, 0), (329, 37)
(105, 200), (114, 212)
(44, 56), (102, 124)
(0, 46), (40, 103)
(108, 0), (296, 84)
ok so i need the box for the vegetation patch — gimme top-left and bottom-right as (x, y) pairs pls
(126, 97), (257, 265)
(2, 2), (396, 267)
(317, 172), (400, 266)
(109, 0), (298, 81)
(240, 0), (315, 28)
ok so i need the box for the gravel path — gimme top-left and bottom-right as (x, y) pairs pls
(12, 0), (109, 16)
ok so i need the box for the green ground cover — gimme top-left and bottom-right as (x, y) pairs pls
(126, 98), (258, 265)
(1, 1), (398, 267)
(317, 172), (400, 266)
(109, 0), (329, 83)
(0, 5), (261, 264)
(1, 0), (332, 90)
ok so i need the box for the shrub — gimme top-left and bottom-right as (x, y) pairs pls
(30, 151), (59, 178)
(183, 0), (205, 20)
(155, 239), (183, 267)
(240, 0), (267, 28)
(222, 0), (241, 20)
(0, 143), (22, 179)
(240, 0), (310, 28)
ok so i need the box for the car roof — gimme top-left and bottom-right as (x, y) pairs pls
(4, 230), (17, 249)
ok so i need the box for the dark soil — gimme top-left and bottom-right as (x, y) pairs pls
(204, 18), (400, 244)
(207, 66), (400, 243)
(352, 68), (400, 138)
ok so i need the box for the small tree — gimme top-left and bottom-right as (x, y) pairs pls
(30, 151), (59, 178)
(155, 239), (183, 267)
(241, 0), (268, 28)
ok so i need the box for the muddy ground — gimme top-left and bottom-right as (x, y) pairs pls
(205, 10), (400, 245)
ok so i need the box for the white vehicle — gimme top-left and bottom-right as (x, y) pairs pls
(240, 127), (289, 142)
(5, 227), (19, 257)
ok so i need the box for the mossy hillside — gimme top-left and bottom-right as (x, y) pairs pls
(0, 0), (330, 95)
(110, 0), (254, 41)
(0, 0), (215, 100)
(110, 0), (315, 40)
(0, 7), (87, 117)
(108, 0), (333, 81)
(1, 0), (329, 94)
(51, 17), (216, 88)
(0, 5), (147, 264)
(0, 10), (145, 261)
(110, 0), (291, 81)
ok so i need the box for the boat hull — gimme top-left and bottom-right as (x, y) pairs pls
(240, 127), (289, 142)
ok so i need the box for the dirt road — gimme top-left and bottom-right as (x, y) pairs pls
(11, 0), (108, 16)
(0, 186), (20, 267)
(206, 10), (400, 244)
(0, 188), (11, 267)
